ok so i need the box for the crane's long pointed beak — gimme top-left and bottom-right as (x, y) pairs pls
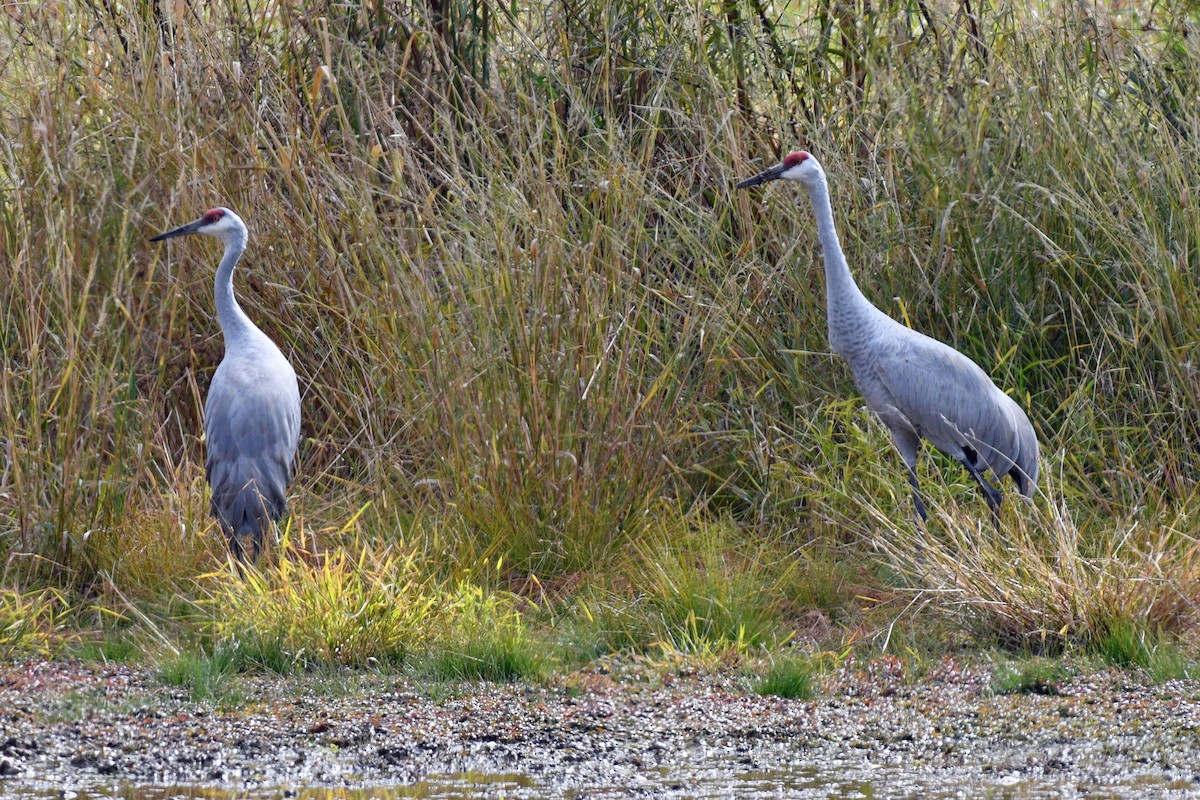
(150, 218), (205, 242)
(735, 163), (786, 190)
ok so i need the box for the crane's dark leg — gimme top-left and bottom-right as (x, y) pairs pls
(892, 429), (927, 523)
(960, 448), (1002, 528)
(216, 517), (249, 577)
(228, 529), (265, 564)
(907, 466), (928, 522)
(228, 532), (250, 562)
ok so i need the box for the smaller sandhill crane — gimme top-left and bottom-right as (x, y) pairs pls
(151, 208), (301, 560)
(736, 152), (1038, 524)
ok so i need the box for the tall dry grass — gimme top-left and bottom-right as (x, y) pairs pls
(0, 1), (1198, 655)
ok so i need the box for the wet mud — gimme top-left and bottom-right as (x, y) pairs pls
(1, 657), (1198, 798)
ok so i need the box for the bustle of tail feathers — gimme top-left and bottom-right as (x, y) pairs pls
(212, 481), (287, 561)
(1010, 410), (1039, 498)
(1010, 456), (1037, 498)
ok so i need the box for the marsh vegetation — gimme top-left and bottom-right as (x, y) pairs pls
(0, 0), (1197, 680)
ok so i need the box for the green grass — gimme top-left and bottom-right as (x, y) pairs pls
(156, 647), (241, 704)
(418, 582), (547, 682)
(990, 657), (1076, 696)
(1092, 622), (1196, 682)
(0, 588), (70, 658)
(0, 0), (1199, 671)
(420, 636), (546, 683)
(70, 637), (138, 664)
(632, 516), (795, 656)
(200, 542), (441, 672)
(753, 655), (818, 700)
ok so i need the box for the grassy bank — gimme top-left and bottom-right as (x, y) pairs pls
(0, 0), (1198, 678)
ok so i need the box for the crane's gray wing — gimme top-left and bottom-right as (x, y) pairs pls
(864, 332), (1038, 494)
(204, 356), (301, 545)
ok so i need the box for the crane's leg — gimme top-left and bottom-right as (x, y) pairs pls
(892, 429), (927, 523)
(907, 467), (928, 522)
(215, 516), (249, 577)
(228, 532), (250, 562)
(960, 448), (1003, 529)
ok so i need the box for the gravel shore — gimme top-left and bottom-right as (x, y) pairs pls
(1, 657), (1198, 798)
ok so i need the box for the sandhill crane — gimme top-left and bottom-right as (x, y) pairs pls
(151, 208), (301, 561)
(736, 152), (1038, 524)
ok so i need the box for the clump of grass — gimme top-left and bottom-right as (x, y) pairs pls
(557, 591), (660, 662)
(753, 655), (818, 700)
(1092, 622), (1195, 682)
(70, 636), (138, 664)
(550, 517), (796, 660)
(1142, 645), (1196, 684)
(990, 657), (1075, 696)
(632, 516), (793, 656)
(559, 515), (855, 660)
(201, 542), (440, 672)
(863, 463), (1200, 652)
(156, 646), (240, 704)
(1094, 620), (1155, 669)
(0, 587), (70, 658)
(200, 540), (545, 679)
(421, 582), (545, 682)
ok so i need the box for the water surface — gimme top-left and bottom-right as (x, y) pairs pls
(16, 752), (1200, 800)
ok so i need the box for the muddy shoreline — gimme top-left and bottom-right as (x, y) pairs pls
(1, 657), (1198, 797)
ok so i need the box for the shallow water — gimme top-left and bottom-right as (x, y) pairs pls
(6, 661), (1199, 800)
(13, 755), (1200, 800)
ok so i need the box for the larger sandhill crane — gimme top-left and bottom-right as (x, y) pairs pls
(736, 152), (1038, 524)
(151, 208), (301, 561)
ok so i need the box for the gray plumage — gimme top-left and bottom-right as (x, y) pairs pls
(737, 151), (1037, 523)
(151, 207), (301, 560)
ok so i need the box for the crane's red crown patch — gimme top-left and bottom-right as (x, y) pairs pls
(203, 208), (227, 224)
(783, 151), (809, 168)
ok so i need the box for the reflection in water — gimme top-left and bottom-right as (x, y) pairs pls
(18, 759), (1198, 800)
(25, 773), (535, 800)
(24, 775), (538, 800)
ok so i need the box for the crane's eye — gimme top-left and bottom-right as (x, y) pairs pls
(203, 209), (226, 225)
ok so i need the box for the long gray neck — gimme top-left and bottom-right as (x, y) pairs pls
(805, 175), (880, 357)
(213, 229), (261, 349)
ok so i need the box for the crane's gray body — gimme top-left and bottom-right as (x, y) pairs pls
(152, 208), (300, 560)
(837, 305), (1038, 499)
(738, 153), (1037, 521)
(204, 326), (300, 560)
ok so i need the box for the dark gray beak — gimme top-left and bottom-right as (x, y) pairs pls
(735, 162), (787, 190)
(150, 217), (206, 242)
